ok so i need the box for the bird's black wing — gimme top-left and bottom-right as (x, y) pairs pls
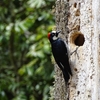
(60, 39), (68, 55)
(54, 58), (70, 83)
(60, 39), (72, 76)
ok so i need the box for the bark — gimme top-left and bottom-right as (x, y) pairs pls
(53, 0), (100, 100)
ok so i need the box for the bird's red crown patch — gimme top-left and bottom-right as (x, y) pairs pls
(48, 33), (51, 39)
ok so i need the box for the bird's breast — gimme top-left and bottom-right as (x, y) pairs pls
(52, 41), (65, 56)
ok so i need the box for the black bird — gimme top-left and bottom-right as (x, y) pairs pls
(48, 31), (72, 83)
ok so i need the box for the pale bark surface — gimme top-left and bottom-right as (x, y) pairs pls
(53, 0), (100, 100)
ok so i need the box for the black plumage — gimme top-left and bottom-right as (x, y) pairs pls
(48, 31), (72, 83)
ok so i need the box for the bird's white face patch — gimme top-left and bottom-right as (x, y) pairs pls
(53, 36), (58, 40)
(52, 31), (56, 33)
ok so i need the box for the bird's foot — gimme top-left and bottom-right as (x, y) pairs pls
(70, 46), (79, 59)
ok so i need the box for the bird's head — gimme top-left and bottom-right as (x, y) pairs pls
(48, 31), (61, 41)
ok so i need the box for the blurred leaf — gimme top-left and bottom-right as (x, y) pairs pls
(18, 59), (38, 75)
(35, 66), (43, 75)
(28, 0), (46, 8)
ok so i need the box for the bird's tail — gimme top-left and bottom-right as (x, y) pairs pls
(62, 70), (70, 83)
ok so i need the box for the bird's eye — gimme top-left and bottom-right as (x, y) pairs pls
(52, 33), (55, 36)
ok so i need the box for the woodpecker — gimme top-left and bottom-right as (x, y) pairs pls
(48, 31), (72, 83)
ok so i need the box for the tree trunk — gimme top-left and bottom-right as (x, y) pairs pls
(53, 0), (100, 100)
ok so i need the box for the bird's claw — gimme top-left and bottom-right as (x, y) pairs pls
(70, 46), (79, 59)
(74, 47), (79, 59)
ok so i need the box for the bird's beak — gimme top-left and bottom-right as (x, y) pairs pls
(56, 30), (61, 37)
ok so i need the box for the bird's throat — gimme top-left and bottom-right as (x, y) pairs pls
(53, 36), (58, 40)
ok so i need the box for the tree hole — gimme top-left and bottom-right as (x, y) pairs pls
(74, 68), (77, 71)
(74, 2), (77, 8)
(77, 91), (80, 95)
(70, 32), (85, 46)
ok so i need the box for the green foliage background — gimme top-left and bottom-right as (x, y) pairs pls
(0, 0), (55, 100)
